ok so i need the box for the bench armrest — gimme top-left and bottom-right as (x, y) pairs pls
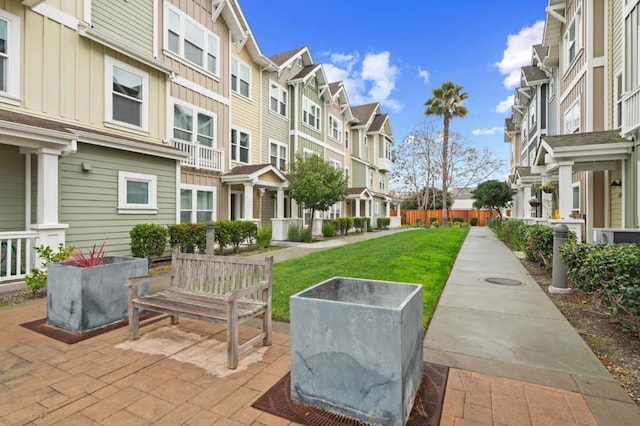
(126, 271), (174, 288)
(224, 280), (271, 302)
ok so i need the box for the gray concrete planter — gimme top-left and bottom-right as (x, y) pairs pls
(290, 277), (423, 426)
(46, 256), (148, 332)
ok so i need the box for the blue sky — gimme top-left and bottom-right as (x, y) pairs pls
(241, 0), (547, 172)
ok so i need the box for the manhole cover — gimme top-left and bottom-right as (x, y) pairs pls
(484, 277), (523, 286)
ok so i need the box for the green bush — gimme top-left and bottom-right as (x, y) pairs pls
(470, 217), (478, 226)
(430, 221), (441, 228)
(322, 221), (336, 237)
(333, 217), (354, 235)
(256, 227), (272, 250)
(520, 225), (554, 265)
(288, 224), (304, 242)
(377, 218), (390, 230)
(229, 221), (258, 253)
(167, 223), (206, 253)
(353, 217), (366, 232)
(130, 224), (168, 263)
(461, 222), (471, 228)
(301, 228), (312, 243)
(453, 217), (464, 223)
(502, 220), (526, 251)
(214, 220), (233, 254)
(25, 244), (75, 294)
(429, 217), (438, 223)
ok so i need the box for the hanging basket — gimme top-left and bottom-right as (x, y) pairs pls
(528, 198), (542, 207)
(539, 183), (556, 194)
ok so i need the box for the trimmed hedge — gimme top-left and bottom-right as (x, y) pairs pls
(130, 224), (168, 264)
(377, 218), (390, 230)
(333, 217), (354, 235)
(322, 221), (336, 237)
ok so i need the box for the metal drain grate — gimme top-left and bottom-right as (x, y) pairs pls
(484, 277), (523, 286)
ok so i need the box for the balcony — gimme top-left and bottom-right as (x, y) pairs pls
(170, 139), (224, 171)
(376, 157), (393, 172)
(622, 85), (640, 136)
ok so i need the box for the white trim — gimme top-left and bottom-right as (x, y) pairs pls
(328, 114), (342, 142)
(268, 138), (288, 172)
(72, 129), (188, 161)
(624, 0), (640, 17)
(268, 79), (288, 118)
(291, 130), (345, 156)
(302, 96), (321, 131)
(231, 56), (252, 100)
(83, 0), (91, 24)
(0, 9), (21, 104)
(152, 0), (158, 58)
(118, 171), (158, 214)
(104, 56), (150, 132)
(571, 181), (580, 213)
(171, 76), (230, 106)
(558, 66), (587, 106)
(230, 126), (251, 164)
(564, 97), (581, 133)
(179, 184), (217, 223)
(32, 3), (78, 30)
(170, 98), (217, 148)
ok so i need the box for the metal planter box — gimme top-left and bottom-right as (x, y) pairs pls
(290, 277), (423, 426)
(47, 256), (148, 332)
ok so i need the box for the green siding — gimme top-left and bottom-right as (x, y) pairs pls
(0, 145), (26, 231)
(92, 0), (154, 56)
(297, 137), (322, 156)
(59, 144), (177, 256)
(352, 161), (366, 187)
(300, 84), (323, 140)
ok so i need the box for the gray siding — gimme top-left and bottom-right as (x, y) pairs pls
(300, 84), (323, 140)
(59, 144), (177, 256)
(262, 72), (291, 164)
(0, 145), (26, 231)
(352, 161), (366, 187)
(92, 0), (154, 56)
(548, 69), (559, 135)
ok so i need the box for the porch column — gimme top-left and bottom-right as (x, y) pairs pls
(291, 199), (298, 218)
(355, 200), (361, 217)
(31, 148), (68, 250)
(385, 201), (390, 217)
(365, 200), (370, 217)
(276, 188), (285, 219)
(558, 162), (574, 218)
(243, 183), (254, 220)
(523, 185), (532, 217)
(541, 175), (553, 218)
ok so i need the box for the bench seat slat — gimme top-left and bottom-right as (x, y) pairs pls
(133, 292), (266, 320)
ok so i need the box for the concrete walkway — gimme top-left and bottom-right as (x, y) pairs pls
(426, 226), (640, 425)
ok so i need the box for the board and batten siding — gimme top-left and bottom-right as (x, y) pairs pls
(22, 10), (166, 140)
(91, 0), (154, 56)
(0, 145), (26, 232)
(59, 143), (177, 256)
(230, 45), (261, 165)
(261, 72), (290, 164)
(608, 0), (623, 128)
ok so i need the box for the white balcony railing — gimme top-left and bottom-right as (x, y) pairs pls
(622, 85), (640, 135)
(0, 231), (39, 283)
(376, 157), (393, 172)
(170, 139), (224, 171)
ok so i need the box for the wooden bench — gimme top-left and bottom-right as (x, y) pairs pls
(126, 251), (274, 369)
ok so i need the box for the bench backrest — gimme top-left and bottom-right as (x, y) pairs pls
(171, 251), (273, 298)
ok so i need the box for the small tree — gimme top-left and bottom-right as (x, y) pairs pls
(472, 180), (513, 218)
(288, 154), (348, 236)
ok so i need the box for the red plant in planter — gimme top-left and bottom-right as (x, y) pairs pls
(66, 243), (106, 267)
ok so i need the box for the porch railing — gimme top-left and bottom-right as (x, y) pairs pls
(170, 139), (224, 171)
(622, 85), (640, 135)
(0, 231), (39, 283)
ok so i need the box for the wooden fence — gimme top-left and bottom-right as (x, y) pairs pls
(391, 209), (504, 227)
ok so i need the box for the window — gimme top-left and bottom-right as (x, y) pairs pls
(374, 202), (379, 214)
(231, 128), (250, 163)
(363, 135), (368, 147)
(173, 102), (215, 147)
(165, 5), (219, 75)
(328, 115), (342, 141)
(369, 170), (374, 187)
(549, 79), (555, 99)
(379, 176), (385, 191)
(302, 96), (321, 130)
(614, 73), (623, 129)
(328, 202), (341, 220)
(303, 148), (315, 158)
(118, 171), (157, 214)
(564, 100), (580, 133)
(231, 57), (251, 98)
(106, 57), (149, 131)
(270, 141), (287, 171)
(529, 97), (536, 127)
(572, 183), (580, 215)
(0, 9), (20, 103)
(564, 8), (582, 68)
(345, 167), (349, 183)
(384, 141), (393, 161)
(269, 81), (287, 116)
(345, 130), (349, 149)
(330, 159), (341, 171)
(180, 186), (215, 223)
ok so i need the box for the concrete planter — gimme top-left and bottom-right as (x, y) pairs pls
(290, 277), (423, 426)
(47, 256), (148, 332)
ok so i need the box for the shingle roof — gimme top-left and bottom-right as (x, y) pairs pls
(290, 64), (319, 81)
(515, 166), (533, 178)
(542, 130), (627, 148)
(328, 82), (342, 95)
(351, 103), (378, 125)
(223, 164), (272, 176)
(369, 114), (388, 132)
(268, 46), (306, 66)
(522, 66), (548, 84)
(0, 108), (74, 134)
(504, 117), (515, 132)
(533, 44), (548, 63)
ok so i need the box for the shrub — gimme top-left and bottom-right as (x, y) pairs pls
(66, 243), (106, 267)
(229, 221), (258, 253)
(288, 224), (304, 242)
(214, 220), (233, 254)
(353, 217), (366, 232)
(256, 227), (272, 250)
(322, 221), (336, 237)
(167, 223), (206, 253)
(25, 244), (75, 295)
(461, 222), (471, 228)
(301, 228), (312, 243)
(520, 225), (554, 266)
(470, 217), (478, 226)
(430, 221), (440, 228)
(377, 218), (390, 230)
(333, 217), (353, 235)
(429, 217), (438, 223)
(502, 220), (526, 251)
(453, 217), (464, 223)
(130, 224), (168, 263)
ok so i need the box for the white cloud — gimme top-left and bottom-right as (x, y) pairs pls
(472, 126), (504, 136)
(321, 50), (402, 112)
(495, 95), (515, 114)
(418, 67), (430, 84)
(495, 21), (544, 89)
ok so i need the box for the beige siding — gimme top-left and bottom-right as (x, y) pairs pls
(593, 66), (605, 131)
(59, 144), (178, 256)
(560, 76), (587, 131)
(231, 45), (261, 165)
(608, 0), (624, 127)
(0, 145), (26, 231)
(593, 0), (605, 57)
(610, 166), (623, 227)
(92, 0), (154, 55)
(261, 72), (290, 164)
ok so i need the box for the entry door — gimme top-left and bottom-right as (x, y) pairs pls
(230, 192), (244, 220)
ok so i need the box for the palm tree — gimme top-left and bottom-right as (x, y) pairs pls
(424, 81), (468, 226)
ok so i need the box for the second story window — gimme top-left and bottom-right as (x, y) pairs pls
(173, 103), (216, 147)
(269, 81), (287, 116)
(345, 130), (349, 149)
(329, 116), (342, 141)
(564, 8), (582, 69)
(106, 57), (148, 131)
(231, 128), (250, 163)
(302, 97), (321, 130)
(0, 10), (20, 103)
(270, 141), (287, 171)
(614, 73), (623, 129)
(564, 99), (580, 134)
(369, 170), (374, 187)
(231, 57), (251, 98)
(166, 6), (219, 75)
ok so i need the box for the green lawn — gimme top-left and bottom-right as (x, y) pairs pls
(272, 227), (468, 325)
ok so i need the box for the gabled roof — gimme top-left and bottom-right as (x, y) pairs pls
(221, 163), (287, 183)
(542, 130), (628, 149)
(536, 130), (633, 167)
(369, 114), (388, 133)
(327, 81), (355, 122)
(347, 187), (372, 199)
(542, 0), (566, 66)
(328, 82), (342, 95)
(290, 64), (320, 82)
(269, 46), (310, 67)
(532, 44), (549, 65)
(521, 66), (549, 86)
(351, 103), (380, 127)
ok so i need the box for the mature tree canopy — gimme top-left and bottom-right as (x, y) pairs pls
(287, 154), (348, 235)
(401, 187), (452, 210)
(425, 81), (468, 226)
(472, 180), (513, 218)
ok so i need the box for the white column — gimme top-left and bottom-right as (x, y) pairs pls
(355, 200), (361, 216)
(243, 183), (254, 220)
(291, 199), (298, 218)
(558, 162), (574, 218)
(522, 185), (532, 217)
(385, 201), (390, 217)
(365, 200), (370, 217)
(541, 175), (553, 218)
(276, 188), (285, 219)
